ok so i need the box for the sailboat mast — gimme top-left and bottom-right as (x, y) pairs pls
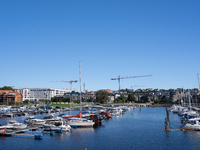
(181, 90), (183, 107)
(188, 89), (191, 111)
(79, 61), (82, 112)
(198, 73), (200, 90)
(183, 88), (185, 107)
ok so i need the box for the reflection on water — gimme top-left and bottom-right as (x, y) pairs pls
(74, 127), (95, 132)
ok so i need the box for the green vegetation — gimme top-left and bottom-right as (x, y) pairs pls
(127, 93), (137, 102)
(51, 97), (70, 103)
(0, 86), (15, 91)
(24, 100), (29, 104)
(96, 90), (108, 104)
(48, 104), (79, 108)
(115, 94), (126, 102)
(0, 102), (7, 105)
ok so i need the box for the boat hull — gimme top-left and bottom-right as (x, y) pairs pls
(66, 122), (95, 127)
(0, 127), (6, 134)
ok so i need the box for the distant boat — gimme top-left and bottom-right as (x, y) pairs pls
(66, 117), (95, 127)
(5, 120), (27, 130)
(43, 121), (71, 132)
(4, 111), (14, 117)
(184, 120), (200, 129)
(24, 116), (45, 125)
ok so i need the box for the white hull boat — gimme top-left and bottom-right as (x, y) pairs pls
(5, 120), (27, 130)
(43, 121), (71, 131)
(66, 118), (95, 127)
(24, 117), (45, 125)
(184, 120), (200, 129)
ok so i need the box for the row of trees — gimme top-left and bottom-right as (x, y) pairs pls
(0, 86), (15, 91)
(96, 90), (137, 104)
(0, 102), (23, 105)
(50, 97), (93, 103)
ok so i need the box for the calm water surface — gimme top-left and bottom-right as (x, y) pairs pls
(1, 107), (200, 150)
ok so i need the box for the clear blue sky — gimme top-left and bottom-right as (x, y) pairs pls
(1, 0), (200, 91)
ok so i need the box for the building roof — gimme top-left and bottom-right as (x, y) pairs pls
(0, 90), (21, 97)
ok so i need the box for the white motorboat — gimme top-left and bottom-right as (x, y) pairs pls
(66, 117), (95, 127)
(26, 119), (46, 125)
(107, 107), (123, 116)
(43, 121), (71, 131)
(4, 111), (14, 117)
(5, 120), (27, 130)
(183, 117), (200, 124)
(184, 120), (200, 129)
(24, 116), (45, 125)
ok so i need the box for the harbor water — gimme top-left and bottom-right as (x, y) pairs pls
(1, 107), (200, 150)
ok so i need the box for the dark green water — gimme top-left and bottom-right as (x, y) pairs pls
(1, 107), (200, 150)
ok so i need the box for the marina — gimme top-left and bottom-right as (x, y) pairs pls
(1, 106), (200, 149)
(0, 105), (135, 138)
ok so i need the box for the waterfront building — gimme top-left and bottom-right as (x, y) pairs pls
(108, 93), (115, 103)
(13, 87), (69, 101)
(0, 90), (22, 104)
(64, 92), (95, 102)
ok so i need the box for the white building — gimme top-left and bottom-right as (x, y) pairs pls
(13, 87), (69, 101)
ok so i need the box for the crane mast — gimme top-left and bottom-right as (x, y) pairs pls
(111, 75), (152, 92)
(51, 80), (78, 108)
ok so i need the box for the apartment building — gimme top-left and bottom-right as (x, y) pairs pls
(13, 87), (69, 101)
(0, 90), (22, 103)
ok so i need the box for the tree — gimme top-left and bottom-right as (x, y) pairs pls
(24, 100), (29, 104)
(193, 98), (197, 103)
(96, 90), (108, 104)
(82, 98), (85, 102)
(0, 86), (15, 91)
(119, 94), (126, 102)
(63, 98), (70, 102)
(128, 93), (136, 102)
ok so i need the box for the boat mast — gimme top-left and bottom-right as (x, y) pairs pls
(183, 88), (185, 107)
(197, 73), (200, 105)
(181, 90), (183, 107)
(79, 61), (82, 112)
(188, 89), (191, 111)
(198, 73), (200, 90)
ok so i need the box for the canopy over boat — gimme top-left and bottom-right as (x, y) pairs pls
(62, 112), (81, 119)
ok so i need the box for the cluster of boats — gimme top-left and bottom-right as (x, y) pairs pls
(0, 105), (70, 118)
(0, 105), (136, 134)
(170, 104), (200, 130)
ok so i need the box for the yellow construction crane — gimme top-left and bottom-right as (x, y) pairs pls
(52, 80), (78, 91)
(52, 80), (78, 108)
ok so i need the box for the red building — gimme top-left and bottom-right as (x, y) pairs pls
(0, 90), (23, 104)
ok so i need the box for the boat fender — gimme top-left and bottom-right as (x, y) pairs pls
(50, 132), (54, 136)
